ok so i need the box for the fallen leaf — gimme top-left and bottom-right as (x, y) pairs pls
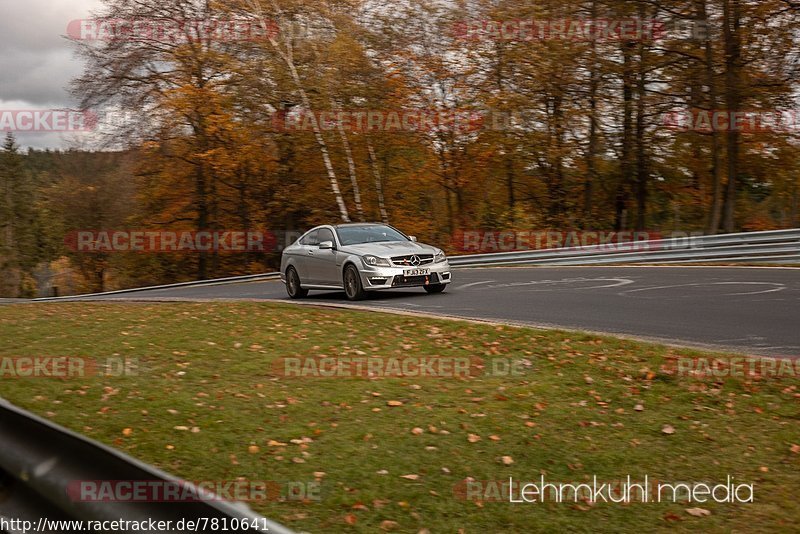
(468, 434), (481, 443)
(122, 428), (133, 437)
(344, 514), (357, 525)
(686, 508), (711, 517)
(400, 474), (420, 480)
(662, 425), (676, 435)
(387, 401), (404, 407)
(501, 456), (514, 465)
(248, 445), (260, 454)
(380, 520), (399, 531)
(411, 427), (424, 435)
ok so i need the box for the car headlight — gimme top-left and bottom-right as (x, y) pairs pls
(434, 250), (447, 263)
(362, 255), (391, 267)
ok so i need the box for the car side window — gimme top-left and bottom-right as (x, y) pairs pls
(318, 228), (335, 245)
(299, 230), (319, 246)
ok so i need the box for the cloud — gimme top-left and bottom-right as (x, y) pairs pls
(0, 0), (104, 148)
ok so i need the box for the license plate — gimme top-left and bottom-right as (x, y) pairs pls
(404, 268), (430, 276)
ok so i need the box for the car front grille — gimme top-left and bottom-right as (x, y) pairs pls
(391, 254), (434, 267)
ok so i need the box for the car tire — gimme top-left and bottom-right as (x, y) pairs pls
(424, 283), (447, 294)
(286, 267), (309, 299)
(344, 264), (367, 301)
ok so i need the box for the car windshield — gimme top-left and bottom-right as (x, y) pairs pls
(336, 225), (409, 246)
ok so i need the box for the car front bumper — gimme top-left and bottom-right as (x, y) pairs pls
(359, 261), (452, 290)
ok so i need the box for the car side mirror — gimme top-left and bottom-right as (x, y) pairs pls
(319, 240), (335, 250)
(409, 236), (418, 242)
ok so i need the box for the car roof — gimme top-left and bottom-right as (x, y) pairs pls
(333, 223), (388, 228)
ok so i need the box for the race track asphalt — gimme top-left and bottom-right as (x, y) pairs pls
(80, 266), (800, 357)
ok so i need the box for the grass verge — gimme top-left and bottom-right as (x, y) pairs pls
(0, 303), (798, 533)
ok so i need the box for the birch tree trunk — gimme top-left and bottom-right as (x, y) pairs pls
(248, 0), (351, 222)
(331, 99), (364, 221)
(366, 139), (389, 223)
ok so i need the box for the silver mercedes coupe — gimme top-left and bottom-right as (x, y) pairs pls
(280, 223), (452, 301)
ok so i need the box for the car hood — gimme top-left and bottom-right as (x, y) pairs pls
(340, 241), (439, 257)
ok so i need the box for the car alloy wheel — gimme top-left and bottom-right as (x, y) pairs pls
(286, 267), (308, 299)
(344, 265), (366, 301)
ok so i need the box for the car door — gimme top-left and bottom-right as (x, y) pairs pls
(294, 229), (318, 281)
(306, 227), (340, 286)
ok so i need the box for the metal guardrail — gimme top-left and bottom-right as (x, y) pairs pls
(448, 228), (800, 267)
(0, 398), (294, 534)
(33, 273), (282, 302)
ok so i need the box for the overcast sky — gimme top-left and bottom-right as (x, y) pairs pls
(0, 0), (104, 149)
